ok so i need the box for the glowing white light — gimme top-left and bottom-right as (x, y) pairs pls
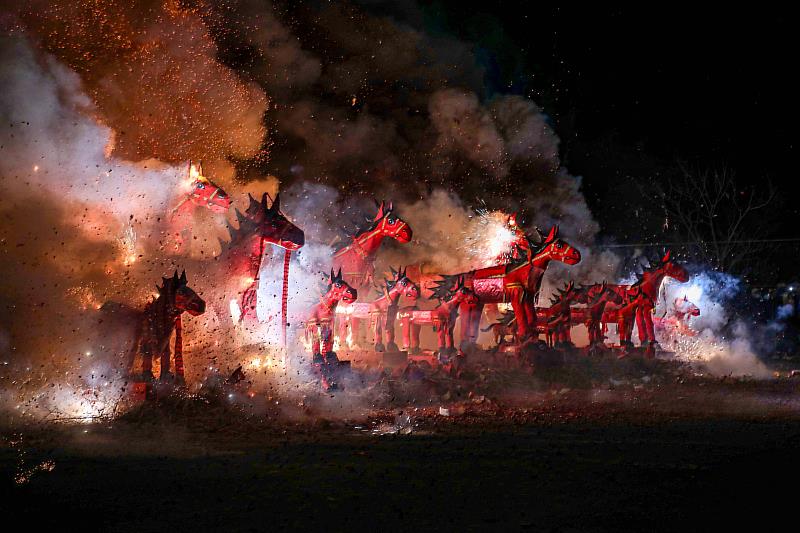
(685, 283), (703, 302)
(229, 299), (242, 323)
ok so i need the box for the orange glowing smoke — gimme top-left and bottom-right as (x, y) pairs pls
(19, 0), (269, 165)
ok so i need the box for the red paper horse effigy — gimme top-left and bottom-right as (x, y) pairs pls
(595, 252), (688, 355)
(400, 276), (478, 360)
(654, 296), (700, 338)
(433, 226), (581, 346)
(332, 201), (412, 345)
(125, 271), (206, 383)
(305, 269), (358, 389)
(333, 267), (417, 352)
(169, 162), (232, 252)
(217, 193), (304, 345)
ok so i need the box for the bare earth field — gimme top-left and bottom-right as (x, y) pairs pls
(3, 360), (800, 532)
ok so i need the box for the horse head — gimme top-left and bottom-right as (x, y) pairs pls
(187, 162), (231, 213)
(371, 200), (412, 243)
(535, 225), (581, 266)
(656, 250), (689, 283)
(244, 192), (305, 251)
(449, 275), (479, 306)
(385, 266), (415, 299)
(162, 270), (206, 316)
(326, 268), (358, 304)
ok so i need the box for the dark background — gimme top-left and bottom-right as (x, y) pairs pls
(416, 4), (795, 230)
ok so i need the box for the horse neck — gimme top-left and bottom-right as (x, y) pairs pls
(640, 269), (667, 299)
(149, 293), (179, 328)
(438, 297), (462, 314)
(354, 228), (385, 257)
(319, 291), (340, 312)
(220, 232), (264, 277)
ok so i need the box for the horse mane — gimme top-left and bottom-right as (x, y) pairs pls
(548, 282), (576, 305)
(218, 194), (275, 253)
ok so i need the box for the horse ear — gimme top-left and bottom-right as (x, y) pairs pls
(197, 161), (203, 176)
(180, 270), (187, 283)
(387, 201), (393, 212)
(260, 192), (269, 210)
(271, 193), (281, 213)
(336, 267), (343, 282)
(172, 270), (179, 281)
(329, 269), (335, 282)
(373, 200), (386, 221)
(546, 225), (558, 243)
(662, 250), (671, 263)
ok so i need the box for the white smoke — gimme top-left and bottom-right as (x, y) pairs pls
(658, 271), (770, 377)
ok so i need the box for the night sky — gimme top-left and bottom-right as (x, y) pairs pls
(415, 3), (796, 242)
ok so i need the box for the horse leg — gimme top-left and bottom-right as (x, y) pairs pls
(159, 340), (172, 382)
(509, 289), (529, 341)
(385, 307), (399, 352)
(141, 341), (154, 381)
(373, 314), (385, 352)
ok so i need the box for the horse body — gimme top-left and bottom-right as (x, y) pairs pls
(305, 269), (358, 360)
(119, 271), (205, 383)
(434, 225), (581, 345)
(216, 193), (304, 329)
(332, 201), (412, 344)
(403, 277), (478, 357)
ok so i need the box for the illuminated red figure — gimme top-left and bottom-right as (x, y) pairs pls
(434, 226), (580, 345)
(397, 278), (423, 354)
(333, 200), (412, 344)
(631, 251), (690, 352)
(579, 282), (624, 347)
(125, 271), (205, 383)
(590, 252), (688, 355)
(217, 193), (304, 345)
(401, 277), (478, 359)
(169, 162), (232, 251)
(333, 267), (417, 351)
(654, 296), (700, 338)
(538, 282), (583, 346)
(175, 162), (232, 214)
(305, 269), (358, 365)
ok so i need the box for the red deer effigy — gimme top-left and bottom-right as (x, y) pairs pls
(304, 269), (358, 390)
(433, 226), (581, 346)
(118, 270), (206, 384)
(217, 192), (304, 346)
(401, 277), (478, 361)
(332, 201), (412, 345)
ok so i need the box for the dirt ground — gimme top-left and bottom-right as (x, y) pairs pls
(3, 362), (800, 532)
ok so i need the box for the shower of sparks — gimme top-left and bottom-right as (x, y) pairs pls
(118, 223), (138, 266)
(461, 209), (517, 267)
